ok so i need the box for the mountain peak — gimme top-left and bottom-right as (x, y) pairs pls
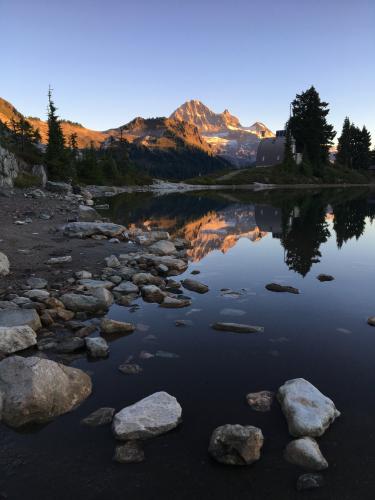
(170, 100), (242, 133)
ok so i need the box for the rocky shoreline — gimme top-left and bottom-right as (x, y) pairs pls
(1, 181), (374, 495)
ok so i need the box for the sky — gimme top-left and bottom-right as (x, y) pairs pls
(2, 0), (375, 142)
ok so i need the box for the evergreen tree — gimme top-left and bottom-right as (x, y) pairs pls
(46, 87), (67, 180)
(336, 117), (352, 168)
(288, 86), (336, 175)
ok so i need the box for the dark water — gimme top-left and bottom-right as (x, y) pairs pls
(2, 188), (375, 500)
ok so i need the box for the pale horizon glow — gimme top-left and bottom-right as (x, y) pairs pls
(2, 0), (375, 144)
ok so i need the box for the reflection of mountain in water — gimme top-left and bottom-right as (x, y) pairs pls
(106, 189), (375, 275)
(180, 204), (282, 262)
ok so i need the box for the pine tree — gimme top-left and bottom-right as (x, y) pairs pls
(336, 117), (352, 168)
(288, 86), (336, 175)
(46, 87), (67, 180)
(358, 126), (371, 169)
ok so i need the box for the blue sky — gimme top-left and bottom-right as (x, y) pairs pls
(2, 0), (374, 142)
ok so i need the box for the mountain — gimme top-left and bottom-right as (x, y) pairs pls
(170, 99), (242, 133)
(170, 100), (274, 166)
(0, 97), (106, 148)
(105, 117), (229, 179)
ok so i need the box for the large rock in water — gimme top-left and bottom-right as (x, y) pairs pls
(181, 279), (209, 294)
(0, 309), (41, 330)
(0, 356), (92, 427)
(277, 378), (340, 437)
(0, 252), (10, 276)
(208, 424), (264, 465)
(112, 391), (182, 440)
(63, 222), (126, 238)
(0, 326), (37, 354)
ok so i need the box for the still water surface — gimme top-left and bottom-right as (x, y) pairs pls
(2, 188), (375, 499)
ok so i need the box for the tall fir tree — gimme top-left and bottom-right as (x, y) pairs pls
(46, 87), (67, 180)
(336, 117), (352, 168)
(288, 86), (336, 175)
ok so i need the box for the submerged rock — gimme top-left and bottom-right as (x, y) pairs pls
(277, 378), (340, 437)
(112, 391), (182, 440)
(118, 363), (143, 375)
(367, 316), (375, 327)
(0, 356), (92, 427)
(181, 279), (209, 294)
(81, 407), (115, 427)
(212, 322), (264, 333)
(0, 325), (37, 354)
(296, 473), (325, 491)
(246, 391), (274, 412)
(113, 441), (145, 464)
(265, 283), (299, 294)
(85, 337), (109, 358)
(208, 424), (263, 465)
(317, 274), (335, 282)
(100, 318), (135, 334)
(284, 437), (328, 470)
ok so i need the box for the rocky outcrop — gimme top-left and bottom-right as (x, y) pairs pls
(0, 146), (18, 187)
(0, 356), (92, 427)
(277, 378), (340, 437)
(0, 145), (46, 188)
(208, 424), (264, 465)
(112, 391), (182, 440)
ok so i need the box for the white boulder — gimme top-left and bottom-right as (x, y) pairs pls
(277, 378), (340, 437)
(112, 391), (182, 440)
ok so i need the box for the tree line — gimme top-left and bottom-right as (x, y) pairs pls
(284, 86), (374, 176)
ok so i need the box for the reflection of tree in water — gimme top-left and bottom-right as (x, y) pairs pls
(333, 197), (373, 248)
(281, 196), (330, 277)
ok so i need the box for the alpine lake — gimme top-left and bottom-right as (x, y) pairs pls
(2, 186), (375, 500)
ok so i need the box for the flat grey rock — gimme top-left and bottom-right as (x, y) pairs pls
(112, 391), (182, 440)
(277, 378), (340, 437)
(113, 281), (139, 294)
(63, 222), (126, 238)
(149, 240), (176, 256)
(0, 308), (41, 330)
